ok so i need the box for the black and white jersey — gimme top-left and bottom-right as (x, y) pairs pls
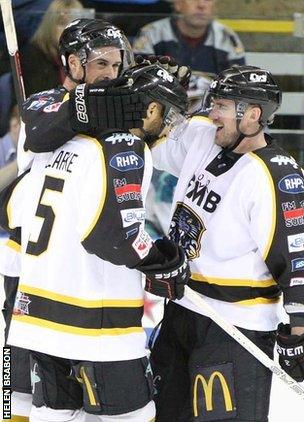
(0, 131), (155, 361)
(152, 116), (304, 331)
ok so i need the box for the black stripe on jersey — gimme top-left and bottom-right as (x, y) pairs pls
(22, 294), (143, 329)
(0, 170), (30, 232)
(188, 279), (281, 303)
(252, 136), (304, 306)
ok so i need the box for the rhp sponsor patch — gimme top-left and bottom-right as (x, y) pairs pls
(120, 208), (146, 227)
(132, 229), (152, 259)
(287, 233), (304, 253)
(110, 151), (144, 172)
(278, 174), (304, 194)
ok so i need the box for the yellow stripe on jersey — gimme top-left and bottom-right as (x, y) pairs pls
(6, 238), (21, 252)
(12, 315), (144, 336)
(191, 274), (277, 288)
(249, 152), (276, 260)
(18, 284), (144, 308)
(237, 297), (280, 306)
(80, 135), (107, 241)
(62, 92), (69, 102)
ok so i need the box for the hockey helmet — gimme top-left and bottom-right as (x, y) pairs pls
(123, 64), (188, 127)
(59, 18), (134, 76)
(205, 65), (282, 125)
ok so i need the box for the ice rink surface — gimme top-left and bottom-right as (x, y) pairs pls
(1, 274), (304, 420)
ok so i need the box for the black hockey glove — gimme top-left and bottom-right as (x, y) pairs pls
(135, 55), (191, 89)
(69, 77), (148, 135)
(137, 237), (190, 300)
(276, 323), (304, 382)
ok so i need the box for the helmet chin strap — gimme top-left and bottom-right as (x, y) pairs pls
(224, 101), (264, 153)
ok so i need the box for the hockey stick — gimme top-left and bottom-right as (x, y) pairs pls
(184, 285), (304, 399)
(0, 0), (26, 111)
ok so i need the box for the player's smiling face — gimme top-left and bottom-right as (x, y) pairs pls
(208, 98), (239, 148)
(85, 47), (122, 82)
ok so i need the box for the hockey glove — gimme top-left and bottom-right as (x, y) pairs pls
(135, 55), (191, 89)
(137, 237), (190, 300)
(276, 323), (304, 382)
(69, 77), (148, 135)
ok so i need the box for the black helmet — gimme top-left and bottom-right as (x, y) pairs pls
(207, 65), (282, 125)
(59, 18), (134, 76)
(123, 64), (188, 125)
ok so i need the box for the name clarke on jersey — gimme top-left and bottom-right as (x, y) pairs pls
(45, 150), (79, 173)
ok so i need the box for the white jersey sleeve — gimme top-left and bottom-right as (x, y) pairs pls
(152, 116), (214, 177)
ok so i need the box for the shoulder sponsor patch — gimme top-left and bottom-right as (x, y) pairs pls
(110, 151), (144, 172)
(287, 233), (304, 253)
(43, 102), (62, 113)
(120, 208), (146, 228)
(278, 174), (304, 194)
(104, 133), (139, 146)
(271, 155), (298, 169)
(113, 178), (141, 203)
(291, 258), (304, 272)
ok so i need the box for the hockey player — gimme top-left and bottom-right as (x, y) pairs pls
(149, 65), (304, 421)
(0, 64), (189, 422)
(0, 17), (143, 421)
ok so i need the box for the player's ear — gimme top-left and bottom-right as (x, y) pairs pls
(68, 54), (83, 80)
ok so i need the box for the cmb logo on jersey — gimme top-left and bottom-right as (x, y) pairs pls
(278, 174), (304, 194)
(186, 174), (221, 212)
(110, 151), (144, 172)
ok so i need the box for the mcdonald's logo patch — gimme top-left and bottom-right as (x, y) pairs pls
(192, 362), (236, 421)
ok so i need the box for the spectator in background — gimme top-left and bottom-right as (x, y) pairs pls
(0, 0), (52, 76)
(20, 0), (88, 96)
(133, 0), (245, 74)
(0, 106), (20, 204)
(0, 106), (20, 169)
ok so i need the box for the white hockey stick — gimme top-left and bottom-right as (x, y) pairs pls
(184, 285), (304, 399)
(0, 0), (26, 109)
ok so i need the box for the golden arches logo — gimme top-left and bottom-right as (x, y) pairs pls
(193, 371), (233, 417)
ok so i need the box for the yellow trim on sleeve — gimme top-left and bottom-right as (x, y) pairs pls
(62, 92), (69, 102)
(248, 153), (276, 260)
(191, 274), (276, 288)
(80, 136), (107, 241)
(6, 238), (21, 252)
(18, 284), (144, 308)
(12, 315), (144, 336)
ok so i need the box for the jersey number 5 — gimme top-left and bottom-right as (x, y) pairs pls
(26, 175), (65, 256)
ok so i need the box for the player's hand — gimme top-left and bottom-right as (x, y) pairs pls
(135, 55), (191, 89)
(69, 78), (148, 135)
(137, 237), (190, 300)
(276, 323), (304, 381)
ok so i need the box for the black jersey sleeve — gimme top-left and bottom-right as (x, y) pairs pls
(80, 131), (164, 268)
(22, 88), (75, 152)
(253, 143), (304, 326)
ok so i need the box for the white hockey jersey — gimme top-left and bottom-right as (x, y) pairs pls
(1, 131), (155, 361)
(152, 115), (304, 331)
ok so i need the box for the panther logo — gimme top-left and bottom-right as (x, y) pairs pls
(169, 202), (205, 260)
